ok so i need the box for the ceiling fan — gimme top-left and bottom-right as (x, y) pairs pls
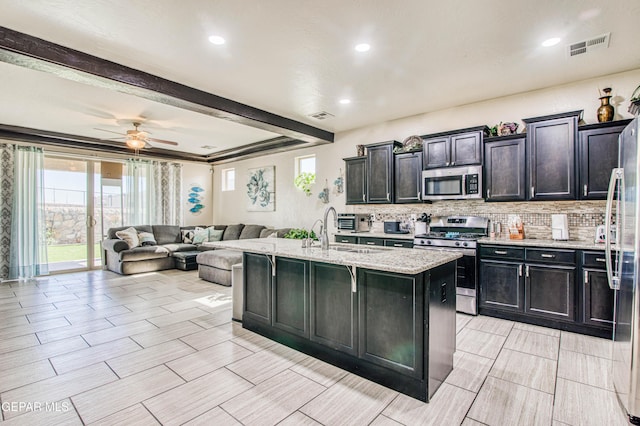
(95, 122), (179, 150)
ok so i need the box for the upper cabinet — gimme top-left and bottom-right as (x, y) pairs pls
(344, 156), (367, 205)
(422, 126), (488, 169)
(484, 135), (526, 202)
(578, 120), (631, 200)
(367, 141), (401, 203)
(524, 111), (582, 201)
(394, 151), (423, 203)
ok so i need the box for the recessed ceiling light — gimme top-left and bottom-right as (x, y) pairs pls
(339, 99), (351, 105)
(541, 37), (561, 47)
(354, 43), (370, 52)
(208, 35), (226, 45)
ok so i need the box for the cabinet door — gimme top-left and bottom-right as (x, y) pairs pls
(582, 268), (614, 328)
(358, 268), (423, 377)
(309, 262), (358, 355)
(479, 260), (524, 312)
(367, 144), (394, 203)
(272, 257), (309, 338)
(579, 125), (624, 199)
(394, 152), (423, 203)
(525, 264), (575, 321)
(335, 235), (358, 244)
(383, 239), (414, 248)
(359, 237), (384, 246)
(345, 157), (367, 204)
(527, 117), (577, 200)
(243, 253), (272, 325)
(484, 137), (526, 201)
(450, 131), (482, 166)
(423, 136), (450, 169)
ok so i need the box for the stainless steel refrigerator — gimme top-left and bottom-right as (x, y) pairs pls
(606, 116), (640, 424)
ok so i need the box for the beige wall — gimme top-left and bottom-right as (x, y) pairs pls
(212, 68), (640, 234)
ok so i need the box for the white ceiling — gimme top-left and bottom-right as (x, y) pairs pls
(1, 0), (639, 158)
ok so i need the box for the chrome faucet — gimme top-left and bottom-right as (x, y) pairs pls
(321, 206), (337, 250)
(304, 219), (323, 248)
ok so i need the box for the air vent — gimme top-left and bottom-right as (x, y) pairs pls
(567, 33), (610, 57)
(308, 111), (334, 120)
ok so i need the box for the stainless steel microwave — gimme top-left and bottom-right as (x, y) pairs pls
(422, 165), (482, 200)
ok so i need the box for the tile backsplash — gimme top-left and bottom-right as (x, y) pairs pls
(353, 199), (606, 241)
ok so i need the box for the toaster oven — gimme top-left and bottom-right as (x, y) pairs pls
(337, 214), (371, 232)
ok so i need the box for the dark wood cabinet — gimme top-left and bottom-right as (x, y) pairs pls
(578, 120), (630, 200)
(480, 260), (524, 312)
(309, 262), (358, 355)
(334, 235), (358, 244)
(367, 142), (400, 203)
(358, 269), (423, 377)
(243, 253), (272, 325)
(483, 135), (526, 201)
(423, 127), (487, 169)
(344, 156), (367, 204)
(383, 239), (414, 248)
(580, 251), (614, 330)
(525, 264), (575, 322)
(524, 111), (581, 200)
(394, 151), (423, 203)
(359, 237), (385, 247)
(272, 257), (309, 338)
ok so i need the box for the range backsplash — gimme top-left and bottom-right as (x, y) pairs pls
(354, 199), (606, 242)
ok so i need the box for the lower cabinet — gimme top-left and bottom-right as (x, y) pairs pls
(243, 253), (272, 325)
(479, 260), (524, 312)
(309, 262), (358, 355)
(525, 264), (575, 322)
(580, 251), (614, 332)
(358, 269), (423, 377)
(273, 257), (309, 338)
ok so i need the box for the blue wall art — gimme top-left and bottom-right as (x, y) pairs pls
(246, 166), (275, 212)
(188, 184), (205, 215)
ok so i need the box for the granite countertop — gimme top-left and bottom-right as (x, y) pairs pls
(204, 238), (461, 275)
(478, 237), (606, 251)
(335, 231), (415, 240)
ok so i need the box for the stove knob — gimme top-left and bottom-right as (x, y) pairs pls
(463, 242), (468, 247)
(455, 241), (461, 247)
(426, 240), (432, 245)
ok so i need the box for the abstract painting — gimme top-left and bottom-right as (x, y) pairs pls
(188, 184), (205, 215)
(246, 166), (275, 211)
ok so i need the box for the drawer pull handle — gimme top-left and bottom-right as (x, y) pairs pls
(494, 250), (508, 255)
(540, 254), (556, 258)
(393, 243), (403, 247)
(596, 258), (606, 262)
(341, 239), (349, 243)
(366, 242), (376, 245)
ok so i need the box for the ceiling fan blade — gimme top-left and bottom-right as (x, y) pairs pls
(148, 137), (179, 146)
(104, 136), (126, 140)
(94, 128), (124, 136)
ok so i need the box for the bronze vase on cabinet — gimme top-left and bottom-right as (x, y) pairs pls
(597, 87), (615, 122)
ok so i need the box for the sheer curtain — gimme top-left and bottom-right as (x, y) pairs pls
(123, 159), (182, 225)
(8, 146), (48, 279)
(0, 143), (15, 281)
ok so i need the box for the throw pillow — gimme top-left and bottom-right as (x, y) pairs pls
(138, 232), (157, 246)
(181, 229), (196, 244)
(192, 227), (209, 244)
(208, 228), (224, 241)
(115, 227), (140, 249)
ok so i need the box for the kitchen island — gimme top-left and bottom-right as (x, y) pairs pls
(205, 238), (461, 401)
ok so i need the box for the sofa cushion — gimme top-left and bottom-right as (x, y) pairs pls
(119, 246), (170, 261)
(197, 250), (243, 270)
(138, 232), (157, 246)
(192, 227), (210, 244)
(107, 225), (152, 239)
(152, 225), (181, 245)
(209, 229), (224, 241)
(222, 224), (245, 240)
(161, 243), (198, 253)
(115, 227), (140, 249)
(239, 225), (266, 239)
(181, 229), (196, 244)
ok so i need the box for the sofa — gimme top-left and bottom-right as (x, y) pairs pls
(103, 224), (281, 275)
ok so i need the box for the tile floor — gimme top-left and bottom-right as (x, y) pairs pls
(0, 269), (629, 425)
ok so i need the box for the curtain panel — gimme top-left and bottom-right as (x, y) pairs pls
(0, 144), (15, 280)
(8, 146), (48, 280)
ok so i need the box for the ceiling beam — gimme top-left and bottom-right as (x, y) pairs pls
(0, 26), (334, 148)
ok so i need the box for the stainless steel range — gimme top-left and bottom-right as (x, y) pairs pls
(413, 215), (489, 315)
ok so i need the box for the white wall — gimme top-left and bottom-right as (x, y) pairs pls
(182, 162), (214, 226)
(212, 68), (640, 229)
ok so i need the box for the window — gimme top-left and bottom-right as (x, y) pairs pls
(222, 168), (235, 191)
(296, 154), (316, 176)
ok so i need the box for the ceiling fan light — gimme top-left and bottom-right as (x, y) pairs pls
(126, 137), (146, 149)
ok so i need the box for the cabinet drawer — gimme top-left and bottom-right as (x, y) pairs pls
(359, 237), (385, 246)
(335, 235), (358, 244)
(526, 248), (575, 265)
(384, 239), (414, 248)
(479, 245), (524, 261)
(582, 251), (608, 269)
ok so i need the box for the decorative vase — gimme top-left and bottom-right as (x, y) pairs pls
(597, 87), (615, 122)
(356, 145), (365, 156)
